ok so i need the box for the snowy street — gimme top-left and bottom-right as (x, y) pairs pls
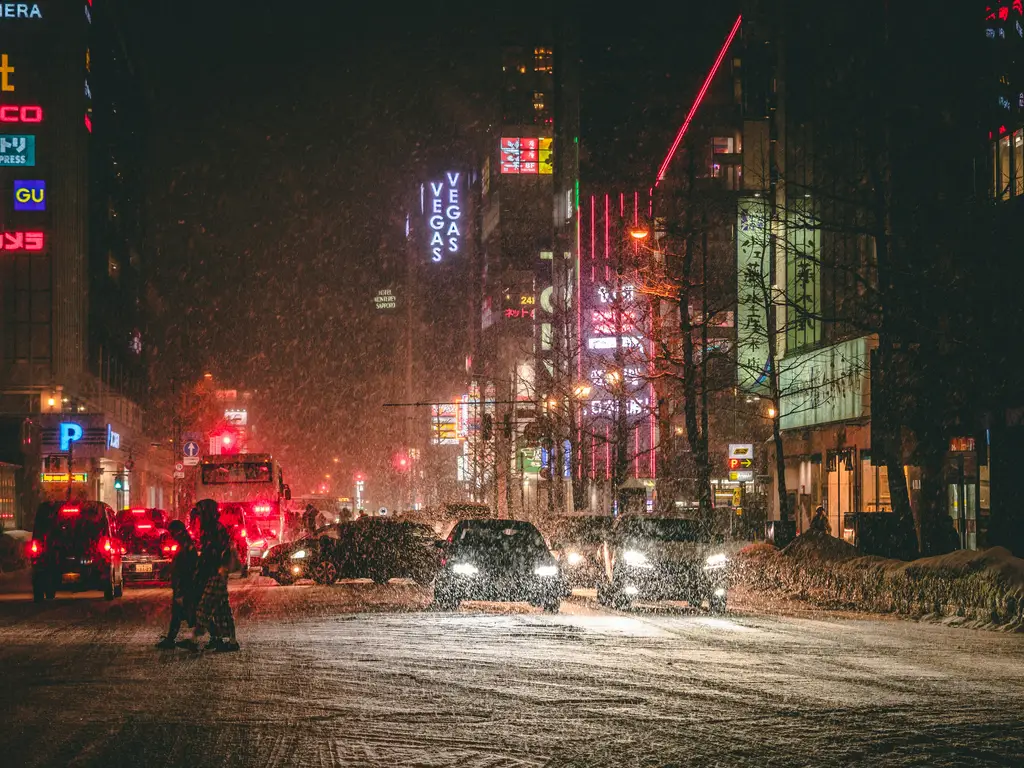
(1, 578), (1022, 767)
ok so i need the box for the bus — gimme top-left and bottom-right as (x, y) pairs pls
(195, 453), (292, 565)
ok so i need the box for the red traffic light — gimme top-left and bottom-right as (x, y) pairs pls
(393, 454), (411, 472)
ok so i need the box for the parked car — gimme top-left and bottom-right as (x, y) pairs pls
(433, 519), (567, 612)
(28, 501), (124, 602)
(596, 516), (730, 612)
(115, 508), (176, 584)
(543, 515), (613, 589)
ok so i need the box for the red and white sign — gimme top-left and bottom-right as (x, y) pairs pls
(0, 231), (44, 252)
(0, 105), (42, 123)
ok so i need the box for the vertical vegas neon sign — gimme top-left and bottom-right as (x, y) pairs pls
(427, 171), (461, 262)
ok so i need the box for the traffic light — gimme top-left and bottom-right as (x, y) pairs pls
(113, 475), (126, 491)
(393, 453), (411, 472)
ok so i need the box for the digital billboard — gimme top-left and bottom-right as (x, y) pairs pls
(500, 137), (553, 174)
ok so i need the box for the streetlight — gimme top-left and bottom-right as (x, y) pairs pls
(572, 382), (592, 399)
(767, 406), (777, 419)
(629, 227), (650, 241)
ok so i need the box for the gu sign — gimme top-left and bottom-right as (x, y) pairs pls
(427, 172), (461, 262)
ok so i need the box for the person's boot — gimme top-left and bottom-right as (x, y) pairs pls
(155, 637), (176, 650)
(205, 636), (226, 651)
(215, 638), (240, 652)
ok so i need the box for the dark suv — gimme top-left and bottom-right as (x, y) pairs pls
(434, 519), (567, 612)
(29, 501), (125, 602)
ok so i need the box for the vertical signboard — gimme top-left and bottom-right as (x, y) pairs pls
(736, 197), (771, 394)
(426, 172), (462, 262)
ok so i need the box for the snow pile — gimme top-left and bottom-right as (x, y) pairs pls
(0, 534), (27, 572)
(735, 533), (1024, 631)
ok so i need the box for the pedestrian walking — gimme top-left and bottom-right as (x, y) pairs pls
(156, 520), (198, 649)
(177, 498), (240, 652)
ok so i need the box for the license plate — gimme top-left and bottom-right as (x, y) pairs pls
(61, 572), (80, 584)
(134, 563), (153, 573)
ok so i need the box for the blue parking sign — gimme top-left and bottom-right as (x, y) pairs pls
(0, 135), (35, 166)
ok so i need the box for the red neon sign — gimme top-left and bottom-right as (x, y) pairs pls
(0, 105), (42, 123)
(0, 231), (45, 252)
(656, 15), (743, 186)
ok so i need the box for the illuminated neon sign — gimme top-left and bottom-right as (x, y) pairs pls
(107, 425), (121, 449)
(0, 231), (44, 251)
(41, 473), (88, 484)
(0, 4), (42, 19)
(59, 423), (84, 452)
(427, 172), (461, 262)
(0, 53), (15, 92)
(500, 137), (553, 174)
(0, 105), (41, 123)
(14, 180), (45, 210)
(0, 135), (35, 166)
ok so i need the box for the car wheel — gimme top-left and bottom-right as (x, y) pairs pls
(433, 590), (461, 610)
(709, 595), (727, 614)
(33, 583), (44, 603)
(598, 582), (631, 611)
(45, 587), (56, 600)
(542, 598), (560, 613)
(113, 584), (123, 598)
(103, 581), (114, 600)
(312, 561), (338, 585)
(369, 570), (390, 585)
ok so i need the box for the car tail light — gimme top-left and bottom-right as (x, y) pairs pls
(131, 508), (146, 514)
(239, 528), (247, 539)
(253, 504), (272, 514)
(27, 539), (42, 557)
(161, 541), (180, 556)
(101, 537), (114, 556)
(136, 523), (153, 531)
(60, 506), (80, 516)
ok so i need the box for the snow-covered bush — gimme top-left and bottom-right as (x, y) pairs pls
(734, 532), (1024, 630)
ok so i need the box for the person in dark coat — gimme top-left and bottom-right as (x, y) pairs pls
(810, 505), (831, 535)
(177, 499), (239, 652)
(156, 520), (199, 649)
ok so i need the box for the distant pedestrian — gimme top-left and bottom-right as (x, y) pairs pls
(810, 505), (831, 535)
(177, 499), (239, 652)
(304, 503), (319, 535)
(156, 520), (198, 649)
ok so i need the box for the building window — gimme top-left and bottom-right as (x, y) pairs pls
(1015, 129), (1024, 196)
(712, 136), (735, 154)
(533, 91), (545, 111)
(3, 254), (51, 362)
(992, 132), (1015, 200)
(534, 47), (552, 73)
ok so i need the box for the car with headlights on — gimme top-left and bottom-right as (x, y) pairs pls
(543, 515), (613, 589)
(433, 519), (567, 612)
(596, 516), (731, 612)
(261, 523), (344, 585)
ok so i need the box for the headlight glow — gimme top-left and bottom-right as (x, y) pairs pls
(290, 549), (307, 560)
(452, 562), (479, 576)
(566, 552), (583, 566)
(534, 565), (558, 577)
(623, 549), (651, 568)
(705, 553), (728, 568)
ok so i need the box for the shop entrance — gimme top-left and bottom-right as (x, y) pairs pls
(826, 448), (856, 539)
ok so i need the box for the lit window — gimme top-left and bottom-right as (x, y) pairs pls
(533, 91), (545, 111)
(1015, 130), (1023, 197)
(712, 137), (734, 154)
(108, 254), (120, 281)
(534, 47), (552, 73)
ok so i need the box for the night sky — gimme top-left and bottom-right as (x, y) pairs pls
(120, 1), (738, 491)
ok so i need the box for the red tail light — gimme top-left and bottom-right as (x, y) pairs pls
(60, 506), (80, 516)
(253, 504), (272, 514)
(28, 539), (42, 557)
(239, 528), (247, 539)
(131, 508), (146, 514)
(136, 523), (153, 530)
(161, 542), (180, 556)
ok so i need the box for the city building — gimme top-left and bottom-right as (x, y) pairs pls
(0, 2), (171, 527)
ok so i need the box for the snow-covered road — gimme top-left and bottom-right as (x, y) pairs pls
(0, 578), (1021, 767)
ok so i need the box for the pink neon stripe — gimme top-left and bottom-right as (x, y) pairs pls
(605, 426), (611, 481)
(604, 194), (610, 282)
(648, 188), (653, 219)
(650, 383), (657, 478)
(655, 14), (742, 186)
(634, 426), (640, 478)
(577, 203), (582, 382)
(619, 192), (624, 217)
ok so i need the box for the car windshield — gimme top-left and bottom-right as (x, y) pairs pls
(615, 517), (706, 542)
(455, 521), (546, 551)
(545, 517), (613, 546)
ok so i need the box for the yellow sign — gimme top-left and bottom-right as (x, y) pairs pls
(1, 54), (14, 92)
(732, 487), (742, 506)
(41, 472), (88, 483)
